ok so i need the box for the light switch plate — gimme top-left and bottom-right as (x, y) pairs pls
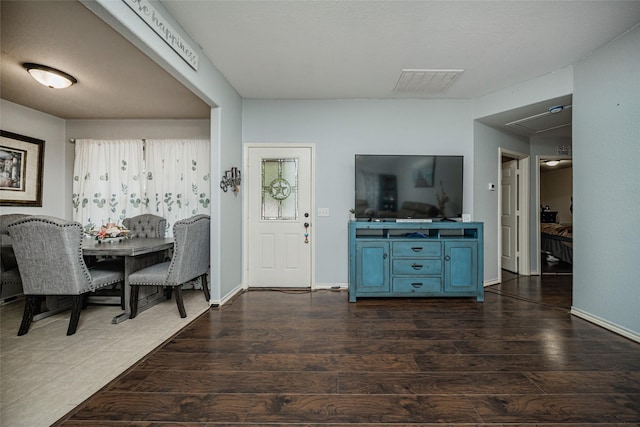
(318, 208), (329, 217)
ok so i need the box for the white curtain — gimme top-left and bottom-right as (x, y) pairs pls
(145, 139), (211, 236)
(72, 139), (145, 230)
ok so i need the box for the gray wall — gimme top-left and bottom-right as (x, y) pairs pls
(242, 99), (474, 286)
(572, 25), (640, 337)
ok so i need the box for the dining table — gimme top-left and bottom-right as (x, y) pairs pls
(82, 236), (174, 324)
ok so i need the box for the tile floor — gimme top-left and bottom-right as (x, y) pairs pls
(0, 290), (211, 427)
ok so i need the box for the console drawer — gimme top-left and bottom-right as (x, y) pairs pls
(393, 241), (441, 257)
(393, 277), (442, 293)
(393, 258), (442, 275)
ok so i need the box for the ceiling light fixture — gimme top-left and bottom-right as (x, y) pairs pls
(548, 105), (564, 114)
(545, 160), (560, 167)
(23, 63), (77, 89)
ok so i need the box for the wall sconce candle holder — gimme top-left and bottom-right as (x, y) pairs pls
(220, 167), (241, 193)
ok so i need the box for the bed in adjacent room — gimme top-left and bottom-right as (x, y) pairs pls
(541, 223), (573, 265)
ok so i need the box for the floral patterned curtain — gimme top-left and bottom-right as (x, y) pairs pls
(145, 139), (211, 236)
(72, 139), (145, 231)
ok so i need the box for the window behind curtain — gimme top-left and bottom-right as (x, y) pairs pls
(72, 139), (145, 230)
(73, 139), (211, 237)
(145, 139), (211, 236)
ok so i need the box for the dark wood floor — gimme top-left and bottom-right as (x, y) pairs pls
(54, 273), (640, 426)
(541, 253), (573, 275)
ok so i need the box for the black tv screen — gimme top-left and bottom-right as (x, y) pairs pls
(355, 155), (463, 220)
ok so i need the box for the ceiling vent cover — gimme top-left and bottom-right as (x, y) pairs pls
(394, 69), (464, 93)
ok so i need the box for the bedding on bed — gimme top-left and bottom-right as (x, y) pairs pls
(540, 223), (572, 240)
(541, 223), (573, 264)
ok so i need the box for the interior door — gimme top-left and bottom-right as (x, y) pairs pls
(246, 146), (313, 287)
(501, 159), (518, 273)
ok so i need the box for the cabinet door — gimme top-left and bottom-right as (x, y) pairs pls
(356, 241), (390, 294)
(444, 241), (478, 293)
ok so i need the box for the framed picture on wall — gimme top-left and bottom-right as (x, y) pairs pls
(0, 130), (45, 207)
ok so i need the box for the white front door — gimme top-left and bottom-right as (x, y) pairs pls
(246, 145), (313, 287)
(501, 159), (518, 273)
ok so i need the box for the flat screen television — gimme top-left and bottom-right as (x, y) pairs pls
(355, 155), (463, 221)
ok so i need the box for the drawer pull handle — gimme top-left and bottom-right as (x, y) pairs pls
(411, 263), (423, 270)
(444, 255), (451, 261)
(411, 247), (423, 252)
(411, 283), (423, 288)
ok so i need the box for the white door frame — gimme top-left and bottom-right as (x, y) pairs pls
(500, 159), (518, 273)
(498, 148), (530, 276)
(242, 143), (316, 289)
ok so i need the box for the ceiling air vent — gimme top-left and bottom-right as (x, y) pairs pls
(394, 69), (464, 93)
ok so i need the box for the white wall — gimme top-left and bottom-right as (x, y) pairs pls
(472, 122), (530, 283)
(471, 68), (574, 283)
(572, 25), (640, 339)
(242, 99), (474, 286)
(473, 66), (573, 119)
(0, 100), (69, 219)
(9, 4), (639, 340)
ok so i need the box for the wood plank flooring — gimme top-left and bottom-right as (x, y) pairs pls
(53, 273), (640, 426)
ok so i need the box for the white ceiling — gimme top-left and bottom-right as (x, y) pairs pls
(164, 0), (640, 100)
(1, 0), (211, 120)
(2, 1), (639, 133)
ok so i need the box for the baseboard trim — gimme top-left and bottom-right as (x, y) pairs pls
(571, 306), (640, 344)
(483, 278), (500, 287)
(210, 283), (244, 307)
(314, 282), (348, 290)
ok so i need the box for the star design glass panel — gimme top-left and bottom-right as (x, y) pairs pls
(261, 158), (298, 220)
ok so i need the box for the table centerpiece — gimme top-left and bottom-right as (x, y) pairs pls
(89, 223), (130, 243)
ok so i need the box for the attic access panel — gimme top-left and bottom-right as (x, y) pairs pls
(506, 105), (572, 134)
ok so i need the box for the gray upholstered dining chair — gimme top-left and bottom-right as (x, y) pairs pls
(128, 214), (210, 318)
(122, 214), (167, 238)
(108, 214), (166, 306)
(8, 215), (125, 336)
(0, 213), (30, 301)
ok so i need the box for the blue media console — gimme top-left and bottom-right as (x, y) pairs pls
(348, 221), (484, 302)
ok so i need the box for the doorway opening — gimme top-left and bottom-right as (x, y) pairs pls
(538, 157), (573, 275)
